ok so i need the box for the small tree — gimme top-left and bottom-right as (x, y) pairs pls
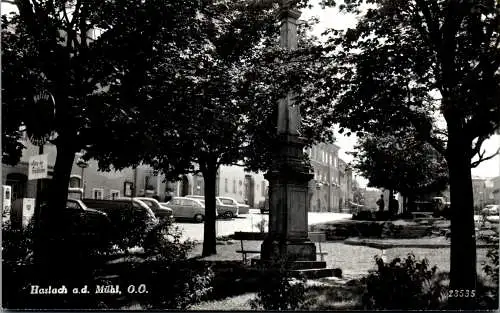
(353, 129), (448, 212)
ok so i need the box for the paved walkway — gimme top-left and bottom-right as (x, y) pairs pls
(191, 238), (493, 276)
(177, 211), (352, 242)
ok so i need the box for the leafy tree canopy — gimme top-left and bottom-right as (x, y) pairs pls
(310, 0), (500, 164)
(352, 128), (448, 198)
(84, 0), (336, 178)
(314, 0), (499, 305)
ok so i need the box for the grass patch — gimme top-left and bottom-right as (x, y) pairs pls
(188, 293), (256, 310)
(302, 279), (365, 310)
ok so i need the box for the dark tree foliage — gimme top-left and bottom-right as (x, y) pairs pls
(85, 1), (336, 256)
(1, 0), (204, 277)
(353, 129), (449, 201)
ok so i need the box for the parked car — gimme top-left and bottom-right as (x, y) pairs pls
(216, 197), (242, 217)
(163, 197), (206, 223)
(217, 196), (250, 214)
(118, 197), (173, 220)
(61, 199), (113, 246)
(82, 198), (160, 249)
(82, 198), (158, 229)
(486, 215), (500, 224)
(185, 195), (239, 218)
(482, 204), (499, 216)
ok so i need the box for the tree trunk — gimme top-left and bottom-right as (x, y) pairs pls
(47, 143), (76, 215)
(447, 131), (476, 309)
(201, 158), (218, 257)
(35, 140), (76, 283)
(388, 189), (394, 216)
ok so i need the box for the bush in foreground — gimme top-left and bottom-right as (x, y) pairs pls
(362, 253), (448, 310)
(249, 256), (306, 310)
(2, 220), (36, 309)
(134, 220), (215, 309)
(2, 217), (214, 310)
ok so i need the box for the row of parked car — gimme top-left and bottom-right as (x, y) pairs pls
(57, 195), (251, 249)
(64, 195), (250, 229)
(164, 195), (250, 222)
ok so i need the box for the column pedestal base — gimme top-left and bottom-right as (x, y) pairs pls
(261, 236), (317, 262)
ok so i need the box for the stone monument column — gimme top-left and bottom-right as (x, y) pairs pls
(260, 0), (316, 262)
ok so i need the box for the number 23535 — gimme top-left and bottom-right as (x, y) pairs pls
(448, 289), (475, 297)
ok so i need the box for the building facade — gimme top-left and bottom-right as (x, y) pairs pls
(306, 143), (353, 212)
(3, 140), (351, 212)
(472, 177), (489, 209)
(490, 176), (500, 205)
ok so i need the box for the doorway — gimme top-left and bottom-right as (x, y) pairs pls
(244, 175), (255, 207)
(181, 175), (190, 196)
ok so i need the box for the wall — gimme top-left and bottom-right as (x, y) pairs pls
(307, 142), (352, 212)
(217, 165), (267, 206)
(472, 178), (488, 208)
(71, 156), (135, 200)
(2, 139), (56, 201)
(491, 176), (500, 205)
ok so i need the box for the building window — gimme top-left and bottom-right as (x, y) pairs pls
(261, 181), (266, 196)
(239, 180), (243, 186)
(110, 190), (120, 200)
(224, 178), (228, 192)
(233, 179), (236, 193)
(92, 188), (104, 200)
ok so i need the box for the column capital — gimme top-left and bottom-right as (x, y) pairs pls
(278, 7), (301, 21)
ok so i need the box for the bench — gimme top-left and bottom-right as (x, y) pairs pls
(309, 231), (328, 261)
(411, 211), (434, 219)
(233, 232), (264, 264)
(235, 232), (328, 263)
(236, 243), (261, 263)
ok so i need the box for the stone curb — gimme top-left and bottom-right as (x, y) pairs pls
(344, 238), (499, 249)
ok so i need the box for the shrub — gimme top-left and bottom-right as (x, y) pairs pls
(2, 220), (36, 309)
(3, 213), (214, 310)
(477, 235), (499, 309)
(353, 210), (374, 221)
(129, 220), (214, 309)
(106, 207), (158, 252)
(483, 247), (499, 285)
(250, 256), (306, 310)
(362, 253), (448, 310)
(255, 218), (268, 233)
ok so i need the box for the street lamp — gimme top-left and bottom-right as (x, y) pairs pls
(77, 159), (89, 198)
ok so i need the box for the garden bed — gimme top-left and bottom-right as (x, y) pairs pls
(309, 219), (450, 240)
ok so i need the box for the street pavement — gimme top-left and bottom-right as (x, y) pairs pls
(174, 208), (352, 242)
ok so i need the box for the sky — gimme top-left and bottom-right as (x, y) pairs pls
(2, 1), (499, 184)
